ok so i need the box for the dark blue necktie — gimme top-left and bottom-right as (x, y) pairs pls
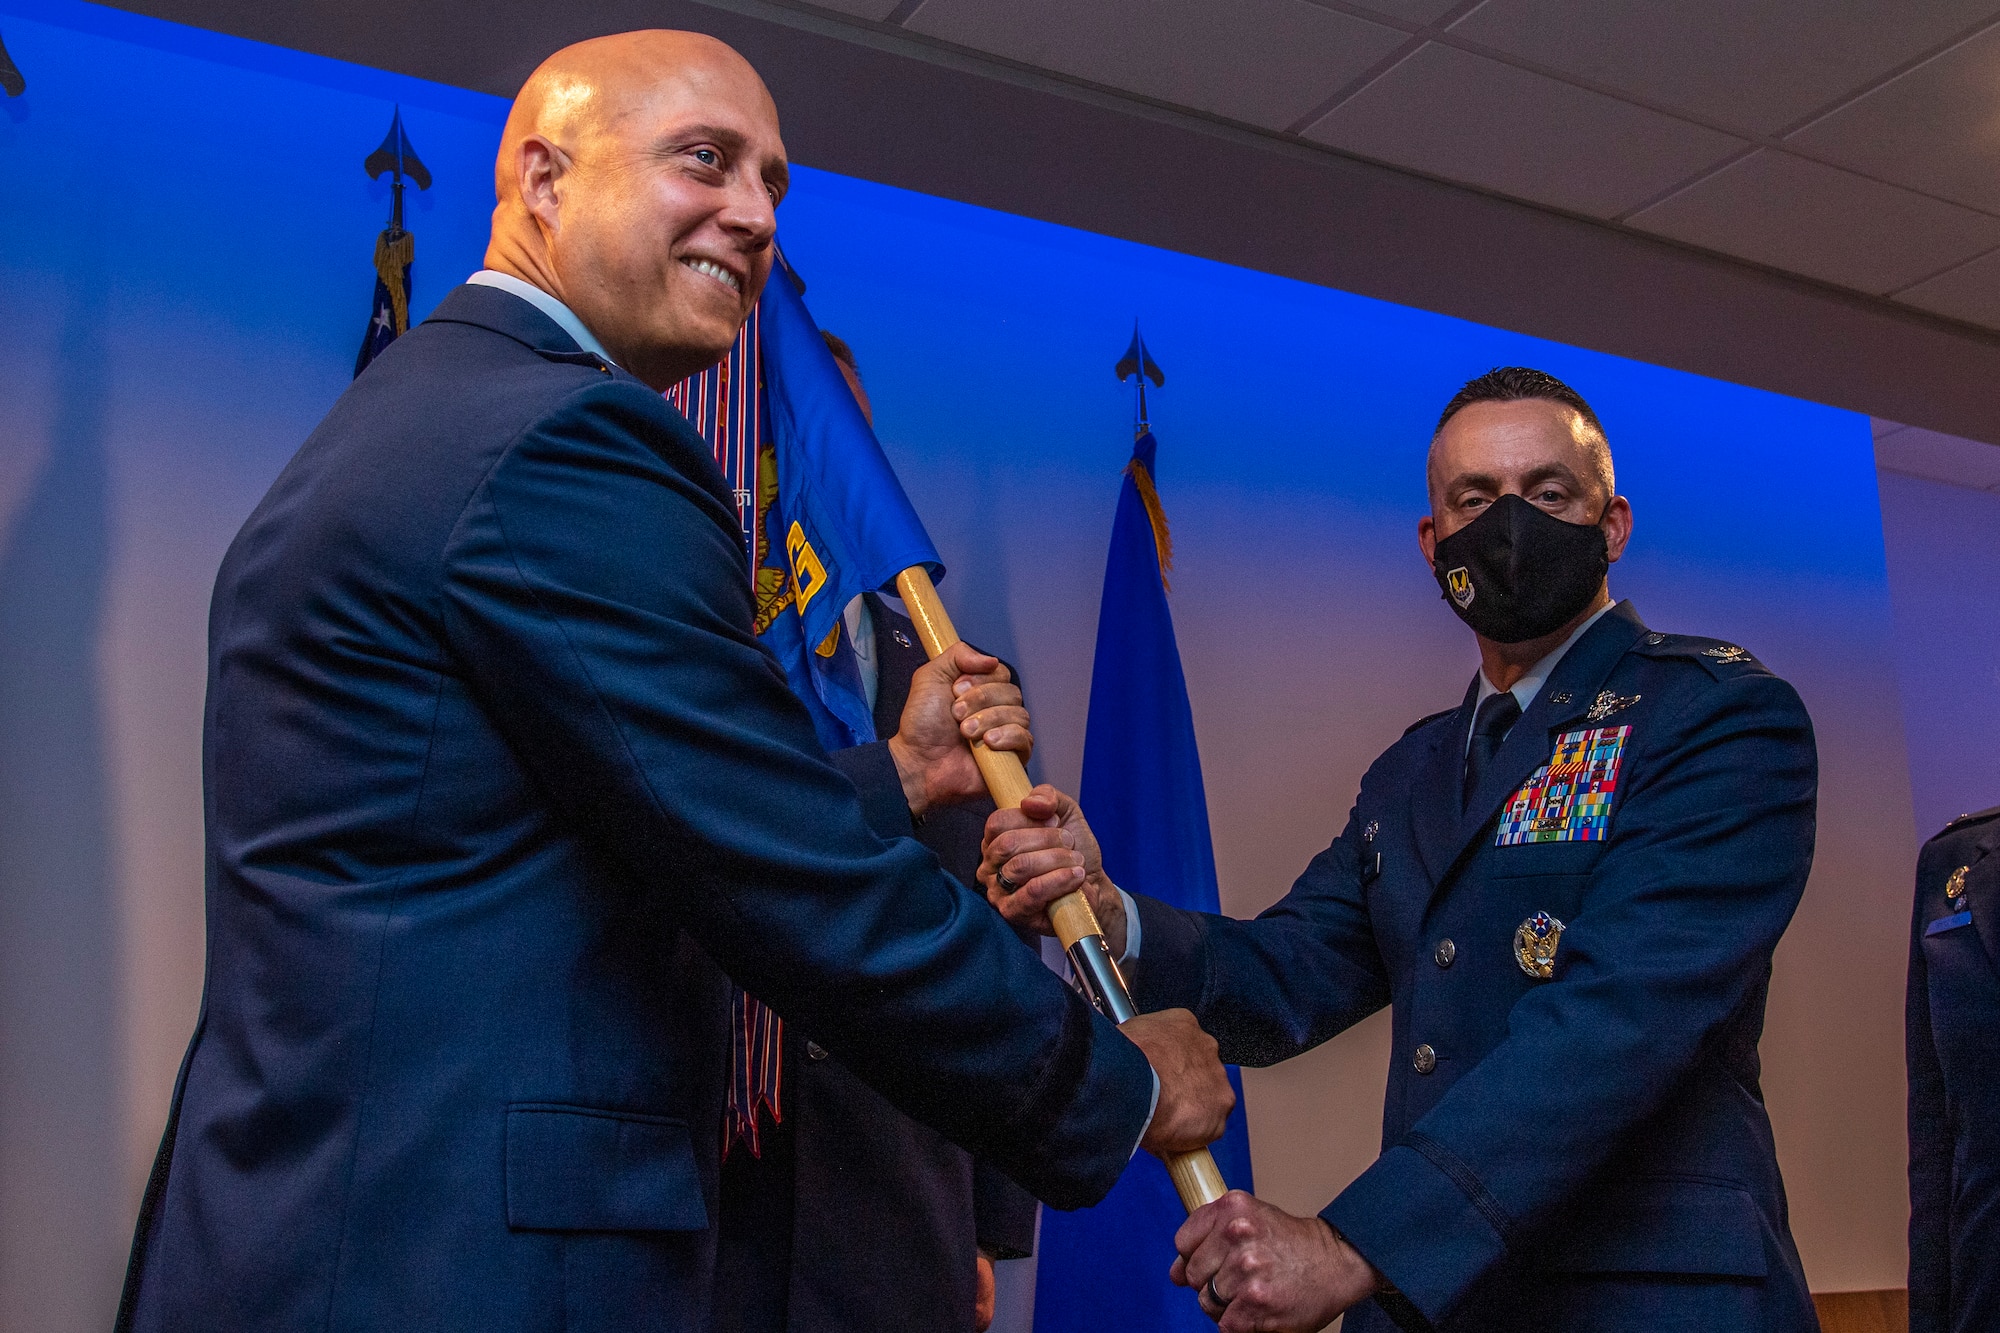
(1463, 691), (1522, 810)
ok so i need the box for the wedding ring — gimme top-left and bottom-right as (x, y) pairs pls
(996, 870), (1022, 894)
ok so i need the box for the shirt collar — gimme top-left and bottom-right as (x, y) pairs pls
(466, 270), (618, 367)
(1474, 601), (1616, 715)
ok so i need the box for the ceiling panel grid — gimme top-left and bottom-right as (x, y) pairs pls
(830, 0), (2000, 331)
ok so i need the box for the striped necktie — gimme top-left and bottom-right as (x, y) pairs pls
(666, 315), (785, 1157)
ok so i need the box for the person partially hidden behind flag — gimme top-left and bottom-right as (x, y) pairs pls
(711, 332), (1041, 1333)
(981, 367), (1821, 1332)
(116, 30), (1235, 1333)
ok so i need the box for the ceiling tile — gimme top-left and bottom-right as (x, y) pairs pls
(1449, 0), (2000, 135)
(1875, 423), (2000, 490)
(803, 0), (905, 19)
(1629, 149), (2000, 293)
(1787, 23), (2000, 215)
(906, 0), (1408, 131)
(1300, 43), (1744, 218)
(1895, 246), (2000, 328)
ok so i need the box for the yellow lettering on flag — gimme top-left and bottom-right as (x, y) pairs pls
(787, 521), (828, 612)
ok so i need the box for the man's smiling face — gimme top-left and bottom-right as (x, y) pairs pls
(537, 37), (788, 388)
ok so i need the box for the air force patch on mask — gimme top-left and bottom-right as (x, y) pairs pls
(1496, 726), (1631, 845)
(1446, 566), (1475, 609)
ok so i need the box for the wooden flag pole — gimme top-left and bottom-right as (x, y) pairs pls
(894, 565), (1228, 1212)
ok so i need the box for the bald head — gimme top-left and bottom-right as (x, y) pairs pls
(486, 31), (788, 389)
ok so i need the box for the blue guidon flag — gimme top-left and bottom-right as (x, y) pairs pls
(751, 250), (942, 747)
(1037, 344), (1255, 1333)
(668, 248), (943, 1151)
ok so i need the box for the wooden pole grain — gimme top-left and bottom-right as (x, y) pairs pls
(894, 566), (1228, 1211)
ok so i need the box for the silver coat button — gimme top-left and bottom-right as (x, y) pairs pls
(1434, 939), (1456, 968)
(1412, 1043), (1437, 1075)
(806, 1041), (828, 1061)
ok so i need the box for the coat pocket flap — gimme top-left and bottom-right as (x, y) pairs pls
(505, 1104), (708, 1233)
(1545, 1177), (1768, 1278)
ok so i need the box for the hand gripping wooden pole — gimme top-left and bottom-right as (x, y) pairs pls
(894, 566), (1228, 1212)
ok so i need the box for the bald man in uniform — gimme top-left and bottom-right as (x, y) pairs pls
(115, 32), (1231, 1333)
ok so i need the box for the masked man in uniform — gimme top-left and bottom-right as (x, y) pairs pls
(1908, 803), (2000, 1333)
(982, 367), (1820, 1332)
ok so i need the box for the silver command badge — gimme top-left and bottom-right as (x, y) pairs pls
(1586, 690), (1639, 722)
(1515, 911), (1564, 979)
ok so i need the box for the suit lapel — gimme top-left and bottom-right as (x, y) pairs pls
(1424, 603), (1648, 901)
(867, 593), (926, 739)
(1965, 821), (2000, 980)
(1412, 679), (1480, 886)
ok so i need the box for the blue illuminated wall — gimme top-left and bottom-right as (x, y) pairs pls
(0, 1), (1924, 1328)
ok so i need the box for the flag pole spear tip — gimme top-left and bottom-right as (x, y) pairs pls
(0, 29), (25, 98)
(365, 105), (434, 234)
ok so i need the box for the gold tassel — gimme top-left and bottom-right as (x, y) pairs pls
(373, 230), (416, 334)
(1125, 458), (1174, 593)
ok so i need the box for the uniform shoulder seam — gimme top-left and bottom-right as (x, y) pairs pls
(1940, 804), (2000, 835)
(1402, 706), (1459, 737)
(1630, 630), (1769, 679)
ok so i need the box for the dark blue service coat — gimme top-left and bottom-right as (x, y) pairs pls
(1908, 804), (2000, 1333)
(1132, 602), (1819, 1332)
(117, 285), (1149, 1333)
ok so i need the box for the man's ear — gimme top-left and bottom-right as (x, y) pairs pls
(1417, 513), (1437, 565)
(1601, 495), (1633, 564)
(516, 135), (567, 236)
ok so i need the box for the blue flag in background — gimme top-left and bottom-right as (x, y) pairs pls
(1034, 431), (1255, 1333)
(753, 252), (943, 748)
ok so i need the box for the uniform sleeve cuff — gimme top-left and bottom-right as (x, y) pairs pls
(1132, 1068), (1159, 1160)
(826, 741), (915, 844)
(1118, 886), (1144, 963)
(1126, 894), (1207, 1014)
(1320, 1139), (1511, 1329)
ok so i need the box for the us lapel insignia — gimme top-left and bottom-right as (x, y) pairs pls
(892, 627), (913, 648)
(1703, 644), (1752, 665)
(1549, 691), (1573, 705)
(1515, 911), (1564, 979)
(1363, 820), (1380, 844)
(1496, 726), (1631, 846)
(1586, 690), (1639, 722)
(1947, 865), (1970, 900)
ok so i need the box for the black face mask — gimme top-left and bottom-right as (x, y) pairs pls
(1431, 493), (1609, 644)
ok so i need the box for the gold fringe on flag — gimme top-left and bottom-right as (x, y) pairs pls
(373, 229), (416, 335)
(1125, 457), (1174, 592)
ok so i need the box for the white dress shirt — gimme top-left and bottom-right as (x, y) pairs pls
(466, 270), (619, 367)
(1465, 601), (1615, 755)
